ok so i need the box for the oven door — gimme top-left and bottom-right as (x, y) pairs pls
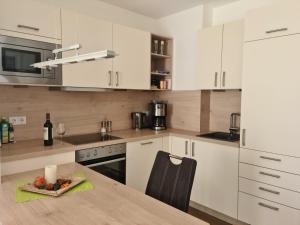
(0, 43), (43, 77)
(81, 154), (126, 184)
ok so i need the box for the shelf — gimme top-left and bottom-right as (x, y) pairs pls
(151, 53), (171, 59)
(151, 72), (171, 76)
(150, 87), (171, 91)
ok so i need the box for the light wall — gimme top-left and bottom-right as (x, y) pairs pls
(157, 6), (204, 91)
(36, 0), (160, 33)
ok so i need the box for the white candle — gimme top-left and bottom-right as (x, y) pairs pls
(45, 165), (57, 184)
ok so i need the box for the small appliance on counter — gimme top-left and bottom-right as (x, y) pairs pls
(131, 112), (149, 129)
(149, 101), (167, 131)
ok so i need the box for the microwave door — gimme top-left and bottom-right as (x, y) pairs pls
(0, 43), (43, 78)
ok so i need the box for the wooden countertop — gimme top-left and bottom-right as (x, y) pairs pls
(1, 128), (239, 163)
(0, 163), (208, 225)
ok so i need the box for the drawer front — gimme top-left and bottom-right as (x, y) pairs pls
(238, 192), (300, 225)
(239, 163), (300, 192)
(245, 2), (300, 42)
(239, 177), (300, 209)
(240, 148), (300, 175)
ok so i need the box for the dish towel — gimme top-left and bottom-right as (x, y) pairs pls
(15, 172), (94, 203)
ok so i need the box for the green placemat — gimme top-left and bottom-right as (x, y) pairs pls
(15, 172), (94, 203)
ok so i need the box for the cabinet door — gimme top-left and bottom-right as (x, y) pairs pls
(241, 34), (300, 157)
(0, 0), (61, 43)
(245, 1), (300, 42)
(170, 136), (190, 158)
(126, 138), (162, 193)
(192, 141), (238, 218)
(61, 10), (113, 88)
(113, 24), (151, 90)
(198, 25), (223, 90)
(221, 20), (243, 89)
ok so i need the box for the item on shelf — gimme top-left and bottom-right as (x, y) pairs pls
(8, 123), (14, 143)
(160, 40), (165, 55)
(56, 123), (66, 144)
(1, 117), (9, 144)
(153, 40), (159, 54)
(166, 79), (172, 90)
(44, 113), (53, 146)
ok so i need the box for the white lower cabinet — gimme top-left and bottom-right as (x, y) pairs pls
(238, 192), (300, 225)
(1, 152), (75, 176)
(126, 138), (163, 193)
(170, 136), (239, 218)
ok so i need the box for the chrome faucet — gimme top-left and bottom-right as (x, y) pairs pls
(229, 113), (241, 134)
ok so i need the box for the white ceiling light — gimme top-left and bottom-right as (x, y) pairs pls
(31, 44), (117, 69)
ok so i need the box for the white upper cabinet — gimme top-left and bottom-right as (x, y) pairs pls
(241, 34), (300, 157)
(199, 20), (243, 90)
(245, 0), (300, 42)
(113, 24), (151, 90)
(221, 20), (243, 89)
(0, 0), (61, 43)
(61, 10), (113, 88)
(198, 25), (223, 90)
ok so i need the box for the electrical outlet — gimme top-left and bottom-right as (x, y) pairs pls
(9, 116), (26, 125)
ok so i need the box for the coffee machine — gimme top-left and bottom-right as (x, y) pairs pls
(149, 101), (167, 131)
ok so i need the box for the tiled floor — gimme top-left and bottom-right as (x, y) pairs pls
(188, 207), (232, 225)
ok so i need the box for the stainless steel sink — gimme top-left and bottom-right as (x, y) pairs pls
(197, 132), (240, 142)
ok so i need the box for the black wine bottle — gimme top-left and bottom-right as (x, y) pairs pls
(44, 113), (53, 146)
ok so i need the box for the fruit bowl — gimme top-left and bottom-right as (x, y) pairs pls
(20, 176), (86, 197)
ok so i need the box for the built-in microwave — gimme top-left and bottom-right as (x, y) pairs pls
(0, 35), (62, 86)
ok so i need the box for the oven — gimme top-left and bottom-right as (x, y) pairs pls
(75, 143), (126, 184)
(0, 35), (61, 86)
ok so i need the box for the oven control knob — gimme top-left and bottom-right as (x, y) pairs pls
(86, 152), (90, 158)
(94, 150), (97, 156)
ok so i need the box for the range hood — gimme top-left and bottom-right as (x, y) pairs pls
(31, 44), (117, 69)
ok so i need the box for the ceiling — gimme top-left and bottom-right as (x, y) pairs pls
(98, 0), (234, 19)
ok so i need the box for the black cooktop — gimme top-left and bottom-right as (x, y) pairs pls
(62, 133), (122, 145)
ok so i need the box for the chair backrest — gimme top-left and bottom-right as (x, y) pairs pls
(145, 151), (197, 212)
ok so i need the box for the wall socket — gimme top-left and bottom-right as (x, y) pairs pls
(9, 116), (27, 125)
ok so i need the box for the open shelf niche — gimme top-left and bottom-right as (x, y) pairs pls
(150, 34), (173, 91)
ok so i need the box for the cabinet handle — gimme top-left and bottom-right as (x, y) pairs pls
(242, 129), (246, 146)
(108, 70), (112, 86)
(185, 141), (188, 155)
(214, 72), (218, 87)
(266, 28), (288, 34)
(258, 202), (279, 211)
(141, 141), (153, 146)
(17, 24), (39, 31)
(191, 142), (195, 157)
(259, 171), (281, 179)
(259, 187), (280, 195)
(222, 71), (226, 87)
(115, 71), (119, 87)
(260, 156), (282, 162)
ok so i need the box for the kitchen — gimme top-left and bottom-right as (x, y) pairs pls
(0, 0), (299, 225)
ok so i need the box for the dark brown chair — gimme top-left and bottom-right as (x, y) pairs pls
(145, 151), (197, 212)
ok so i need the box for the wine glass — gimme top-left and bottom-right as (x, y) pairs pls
(56, 123), (66, 144)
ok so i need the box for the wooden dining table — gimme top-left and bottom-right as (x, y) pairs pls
(0, 163), (209, 225)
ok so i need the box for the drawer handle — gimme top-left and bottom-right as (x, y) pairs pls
(259, 187), (280, 195)
(17, 24), (39, 31)
(258, 202), (279, 211)
(191, 142), (195, 157)
(259, 171), (281, 179)
(141, 141), (153, 146)
(214, 72), (218, 87)
(242, 129), (246, 146)
(260, 156), (282, 162)
(185, 141), (189, 155)
(266, 28), (288, 34)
